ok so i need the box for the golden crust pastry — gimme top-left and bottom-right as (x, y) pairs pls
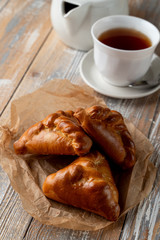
(14, 110), (92, 156)
(42, 151), (120, 221)
(74, 105), (136, 169)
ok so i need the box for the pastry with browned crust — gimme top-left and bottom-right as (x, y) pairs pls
(74, 105), (136, 169)
(42, 151), (120, 221)
(14, 110), (92, 156)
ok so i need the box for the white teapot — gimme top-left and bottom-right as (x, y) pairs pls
(51, 0), (129, 51)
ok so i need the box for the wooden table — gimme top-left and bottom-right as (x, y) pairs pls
(0, 0), (160, 239)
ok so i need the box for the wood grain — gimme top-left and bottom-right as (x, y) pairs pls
(0, 186), (32, 240)
(129, 0), (160, 56)
(0, 0), (52, 115)
(0, 0), (9, 12)
(24, 220), (102, 240)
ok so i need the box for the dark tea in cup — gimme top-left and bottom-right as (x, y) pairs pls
(91, 15), (160, 86)
(98, 28), (152, 51)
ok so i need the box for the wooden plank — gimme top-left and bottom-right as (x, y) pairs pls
(0, 1), (53, 239)
(24, 219), (102, 240)
(0, 0), (9, 12)
(98, 216), (125, 240)
(0, 185), (32, 240)
(129, 0), (160, 56)
(0, 0), (160, 239)
(0, 0), (52, 115)
(23, 220), (72, 240)
(0, 31), (84, 124)
(119, 98), (160, 240)
(0, 165), (10, 204)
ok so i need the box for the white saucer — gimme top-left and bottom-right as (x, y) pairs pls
(80, 50), (160, 99)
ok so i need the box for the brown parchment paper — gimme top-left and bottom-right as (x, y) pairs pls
(0, 79), (157, 231)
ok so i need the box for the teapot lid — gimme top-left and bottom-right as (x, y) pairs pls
(64, 0), (97, 6)
(65, 0), (122, 5)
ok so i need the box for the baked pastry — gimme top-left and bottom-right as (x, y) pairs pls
(42, 151), (120, 221)
(74, 105), (136, 169)
(14, 110), (92, 156)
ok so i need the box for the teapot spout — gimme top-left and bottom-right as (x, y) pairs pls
(63, 1), (90, 34)
(63, 1), (80, 16)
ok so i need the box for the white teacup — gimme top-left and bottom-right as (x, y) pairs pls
(91, 15), (160, 87)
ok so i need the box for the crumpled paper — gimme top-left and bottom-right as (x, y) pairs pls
(0, 79), (156, 231)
